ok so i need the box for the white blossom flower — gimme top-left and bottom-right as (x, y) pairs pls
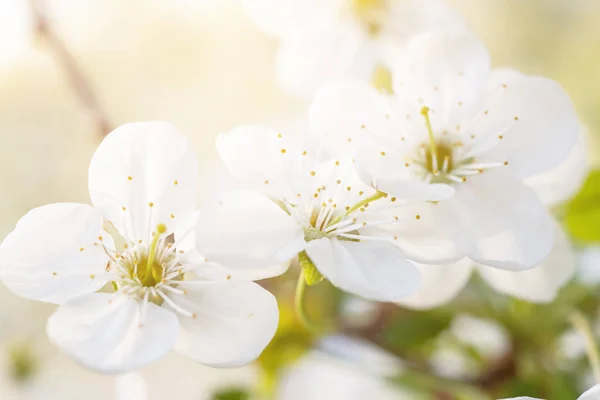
(310, 32), (580, 272)
(395, 124), (586, 308)
(241, 0), (467, 97)
(501, 383), (600, 400)
(278, 335), (408, 400)
(0, 122), (278, 373)
(201, 125), (467, 302)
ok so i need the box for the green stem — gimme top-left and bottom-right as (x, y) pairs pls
(327, 191), (386, 228)
(295, 270), (322, 334)
(570, 310), (600, 383)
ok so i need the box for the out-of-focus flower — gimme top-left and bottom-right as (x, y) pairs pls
(501, 383), (600, 400)
(241, 0), (467, 97)
(430, 314), (509, 379)
(339, 296), (380, 328)
(277, 335), (408, 400)
(430, 347), (477, 379)
(0, 123), (278, 373)
(205, 125), (467, 301)
(578, 246), (600, 285)
(450, 314), (510, 359)
(311, 32), (579, 272)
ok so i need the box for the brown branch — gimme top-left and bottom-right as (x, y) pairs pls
(30, 0), (112, 137)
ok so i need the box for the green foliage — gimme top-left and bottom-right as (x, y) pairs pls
(565, 169), (600, 242)
(383, 310), (453, 350)
(211, 388), (250, 400)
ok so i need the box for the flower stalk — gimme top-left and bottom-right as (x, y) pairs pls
(570, 310), (600, 383)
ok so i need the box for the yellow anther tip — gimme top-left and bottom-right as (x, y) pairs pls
(157, 224), (167, 234)
(420, 106), (430, 116)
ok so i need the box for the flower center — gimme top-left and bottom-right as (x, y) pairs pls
(106, 223), (192, 308)
(352, 0), (388, 37)
(408, 106), (508, 185)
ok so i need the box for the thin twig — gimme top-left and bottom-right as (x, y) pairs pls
(30, 0), (112, 137)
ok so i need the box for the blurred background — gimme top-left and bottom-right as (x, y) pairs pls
(1, 0), (600, 399)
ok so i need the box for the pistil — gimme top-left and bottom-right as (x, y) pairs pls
(143, 223), (166, 286)
(420, 106), (438, 174)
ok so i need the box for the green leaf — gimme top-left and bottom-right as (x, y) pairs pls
(565, 170), (600, 242)
(383, 311), (452, 350)
(212, 388), (250, 400)
(298, 250), (324, 286)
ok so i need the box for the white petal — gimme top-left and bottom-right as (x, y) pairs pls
(397, 259), (473, 310)
(195, 190), (305, 278)
(305, 238), (420, 302)
(115, 373), (148, 400)
(47, 293), (179, 373)
(88, 122), (198, 241)
(525, 126), (589, 207)
(276, 26), (375, 98)
(373, 202), (463, 264)
(278, 351), (407, 400)
(579, 384), (600, 400)
(392, 32), (490, 130)
(170, 281), (279, 367)
(0, 203), (109, 304)
(477, 223), (575, 303)
(475, 70), (579, 178)
(436, 172), (554, 271)
(378, 0), (468, 67)
(309, 81), (393, 159)
(216, 125), (319, 200)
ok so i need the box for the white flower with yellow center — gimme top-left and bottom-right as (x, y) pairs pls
(310, 32), (580, 271)
(202, 125), (464, 302)
(240, 0), (466, 97)
(398, 128), (588, 309)
(0, 122), (278, 373)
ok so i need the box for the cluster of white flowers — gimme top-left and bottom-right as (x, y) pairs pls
(0, 1), (587, 393)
